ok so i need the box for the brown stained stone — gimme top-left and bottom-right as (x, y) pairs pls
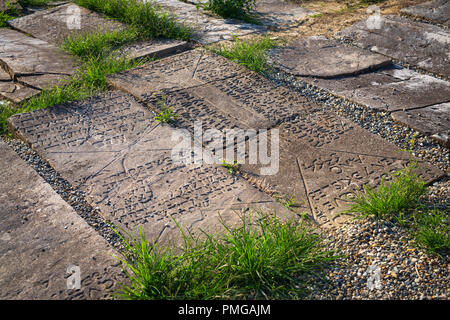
(150, 0), (265, 44)
(0, 29), (76, 89)
(8, 91), (293, 244)
(401, 0), (450, 26)
(0, 81), (40, 104)
(335, 15), (450, 78)
(391, 102), (450, 148)
(0, 67), (10, 81)
(0, 140), (125, 300)
(8, 3), (125, 45)
(268, 36), (392, 78)
(253, 0), (317, 28)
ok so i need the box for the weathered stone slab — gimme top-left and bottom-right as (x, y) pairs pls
(149, 0), (264, 44)
(106, 50), (444, 228)
(119, 39), (191, 60)
(0, 67), (10, 81)
(296, 65), (450, 112)
(253, 0), (317, 28)
(8, 91), (292, 244)
(335, 15), (450, 78)
(0, 140), (124, 300)
(392, 102), (450, 148)
(0, 28), (76, 89)
(268, 36), (392, 78)
(401, 0), (450, 26)
(8, 3), (125, 45)
(0, 81), (40, 104)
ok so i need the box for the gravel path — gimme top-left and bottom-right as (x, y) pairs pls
(310, 219), (449, 300)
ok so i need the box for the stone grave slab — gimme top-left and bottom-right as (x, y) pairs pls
(8, 3), (189, 60)
(295, 64), (450, 112)
(0, 140), (124, 300)
(401, 0), (449, 26)
(253, 0), (317, 28)
(148, 0), (264, 44)
(0, 81), (40, 104)
(0, 28), (76, 90)
(335, 15), (450, 78)
(8, 91), (293, 244)
(8, 3), (124, 45)
(106, 50), (444, 228)
(268, 36), (392, 78)
(391, 102), (450, 148)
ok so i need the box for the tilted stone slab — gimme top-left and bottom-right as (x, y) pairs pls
(296, 65), (450, 112)
(253, 0), (317, 28)
(149, 0), (264, 44)
(8, 3), (124, 45)
(0, 140), (124, 300)
(8, 91), (292, 244)
(106, 50), (444, 228)
(392, 102), (450, 148)
(401, 0), (449, 26)
(335, 15), (450, 78)
(268, 36), (392, 78)
(0, 28), (77, 90)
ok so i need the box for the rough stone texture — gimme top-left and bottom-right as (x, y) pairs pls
(401, 0), (450, 26)
(0, 67), (10, 81)
(106, 50), (444, 228)
(8, 3), (125, 45)
(118, 39), (191, 60)
(0, 140), (125, 300)
(253, 0), (317, 28)
(268, 36), (392, 78)
(8, 91), (292, 244)
(335, 15), (450, 78)
(0, 81), (40, 104)
(0, 28), (76, 90)
(149, 0), (264, 44)
(391, 102), (450, 148)
(297, 65), (450, 112)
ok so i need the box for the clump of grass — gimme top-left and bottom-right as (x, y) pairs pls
(113, 211), (339, 299)
(211, 35), (277, 74)
(221, 159), (239, 174)
(413, 209), (449, 255)
(345, 160), (427, 220)
(275, 193), (300, 211)
(0, 11), (14, 27)
(200, 0), (258, 24)
(18, 0), (52, 6)
(74, 0), (192, 40)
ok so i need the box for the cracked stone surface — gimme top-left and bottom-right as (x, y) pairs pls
(8, 3), (125, 45)
(0, 28), (76, 90)
(391, 102), (450, 148)
(401, 0), (450, 26)
(8, 91), (292, 244)
(0, 81), (40, 104)
(296, 65), (450, 112)
(335, 15), (450, 78)
(106, 50), (444, 228)
(0, 140), (125, 300)
(148, 0), (265, 44)
(268, 36), (392, 78)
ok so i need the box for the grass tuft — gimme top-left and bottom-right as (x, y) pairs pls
(113, 211), (339, 299)
(210, 35), (277, 74)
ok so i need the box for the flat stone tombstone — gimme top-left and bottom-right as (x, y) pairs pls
(8, 3), (125, 45)
(0, 28), (76, 90)
(149, 0), (265, 44)
(253, 0), (317, 28)
(335, 15), (450, 78)
(392, 102), (450, 148)
(8, 91), (293, 245)
(268, 36), (392, 78)
(0, 141), (124, 300)
(106, 50), (444, 228)
(401, 0), (450, 26)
